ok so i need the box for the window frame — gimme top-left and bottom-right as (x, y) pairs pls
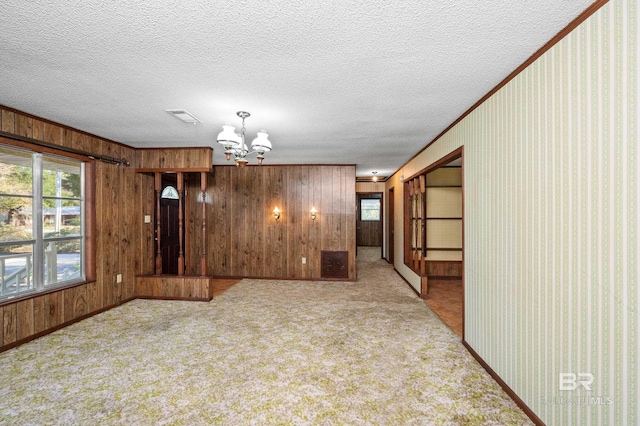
(0, 140), (94, 303)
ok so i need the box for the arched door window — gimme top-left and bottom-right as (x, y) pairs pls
(161, 185), (179, 199)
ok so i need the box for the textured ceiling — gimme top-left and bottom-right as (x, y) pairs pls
(0, 0), (593, 177)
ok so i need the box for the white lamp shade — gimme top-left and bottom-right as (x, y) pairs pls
(217, 125), (241, 147)
(251, 130), (272, 152)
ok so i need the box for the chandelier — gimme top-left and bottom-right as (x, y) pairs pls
(216, 111), (272, 166)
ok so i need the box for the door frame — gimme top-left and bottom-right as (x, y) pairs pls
(388, 187), (395, 264)
(156, 173), (187, 275)
(356, 192), (384, 257)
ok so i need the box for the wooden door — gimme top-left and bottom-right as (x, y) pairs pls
(160, 178), (182, 274)
(356, 193), (382, 246)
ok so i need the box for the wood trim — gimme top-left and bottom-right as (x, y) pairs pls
(394, 0), (610, 176)
(0, 105), (131, 149)
(0, 297), (135, 354)
(460, 148), (465, 340)
(135, 167), (212, 173)
(462, 341), (545, 426)
(136, 295), (212, 302)
(425, 260), (463, 277)
(420, 276), (429, 299)
(85, 161), (96, 282)
(200, 172), (207, 276)
(213, 163), (358, 168)
(403, 181), (411, 266)
(135, 147), (212, 151)
(0, 134), (91, 162)
(393, 268), (421, 297)
(0, 132), (128, 166)
(387, 186), (395, 264)
(177, 172), (185, 275)
(154, 173), (162, 274)
(405, 147), (464, 183)
(355, 177), (389, 183)
(135, 274), (214, 278)
(357, 192), (384, 248)
(212, 275), (358, 283)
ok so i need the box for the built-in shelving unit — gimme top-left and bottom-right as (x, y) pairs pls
(425, 167), (462, 261)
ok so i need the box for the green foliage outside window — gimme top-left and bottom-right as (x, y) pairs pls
(361, 199), (381, 221)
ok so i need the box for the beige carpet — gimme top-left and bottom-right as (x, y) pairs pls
(0, 248), (532, 425)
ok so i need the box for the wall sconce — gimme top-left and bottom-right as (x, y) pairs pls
(310, 207), (317, 220)
(273, 206), (281, 220)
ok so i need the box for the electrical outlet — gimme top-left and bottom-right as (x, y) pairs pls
(116, 274), (122, 283)
(302, 257), (306, 264)
(144, 215), (151, 223)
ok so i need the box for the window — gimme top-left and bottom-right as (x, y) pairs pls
(360, 198), (381, 221)
(0, 145), (85, 300)
(161, 185), (179, 199)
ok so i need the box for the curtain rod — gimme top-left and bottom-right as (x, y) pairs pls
(0, 131), (130, 166)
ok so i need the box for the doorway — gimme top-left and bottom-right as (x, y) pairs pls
(388, 187), (395, 264)
(422, 152), (463, 338)
(159, 175), (183, 275)
(356, 193), (383, 259)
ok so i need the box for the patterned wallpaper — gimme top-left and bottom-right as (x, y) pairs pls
(390, 0), (637, 423)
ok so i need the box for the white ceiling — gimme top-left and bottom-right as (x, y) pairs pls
(0, 0), (593, 178)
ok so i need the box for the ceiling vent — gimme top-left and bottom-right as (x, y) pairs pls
(165, 109), (201, 124)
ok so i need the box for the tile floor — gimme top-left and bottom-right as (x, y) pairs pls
(424, 278), (463, 337)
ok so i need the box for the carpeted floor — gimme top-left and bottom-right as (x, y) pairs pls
(0, 248), (532, 425)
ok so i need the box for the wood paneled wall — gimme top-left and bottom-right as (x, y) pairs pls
(186, 165), (356, 280)
(0, 106), (152, 351)
(134, 147), (213, 171)
(0, 107), (358, 352)
(136, 275), (213, 301)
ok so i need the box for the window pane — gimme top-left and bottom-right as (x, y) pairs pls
(0, 147), (32, 196)
(0, 244), (34, 296)
(161, 186), (179, 199)
(0, 196), (33, 241)
(43, 200), (82, 238)
(361, 199), (381, 221)
(42, 157), (81, 198)
(44, 240), (82, 286)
